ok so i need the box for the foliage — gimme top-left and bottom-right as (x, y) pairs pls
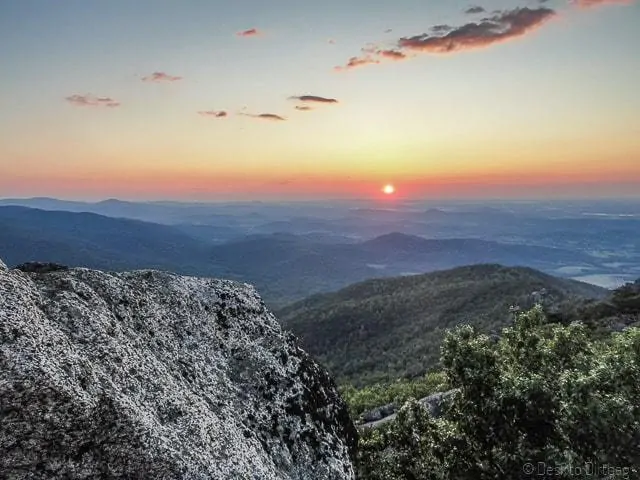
(278, 265), (607, 386)
(356, 306), (640, 479)
(340, 371), (448, 419)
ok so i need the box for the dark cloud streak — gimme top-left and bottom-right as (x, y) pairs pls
(198, 110), (228, 118)
(465, 5), (486, 14)
(241, 112), (287, 121)
(398, 7), (556, 54)
(142, 72), (182, 82)
(289, 95), (338, 104)
(237, 28), (261, 37)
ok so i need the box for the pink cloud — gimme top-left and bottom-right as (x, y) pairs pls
(237, 28), (261, 37)
(574, 0), (634, 6)
(334, 55), (381, 71)
(398, 7), (556, 54)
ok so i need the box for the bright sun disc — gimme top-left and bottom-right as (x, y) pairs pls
(383, 184), (395, 195)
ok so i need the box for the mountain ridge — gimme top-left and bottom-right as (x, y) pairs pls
(277, 264), (608, 386)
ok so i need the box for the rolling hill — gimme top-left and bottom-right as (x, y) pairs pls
(0, 206), (609, 309)
(0, 206), (221, 275)
(276, 264), (609, 386)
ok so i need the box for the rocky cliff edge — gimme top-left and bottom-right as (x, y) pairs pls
(0, 261), (356, 479)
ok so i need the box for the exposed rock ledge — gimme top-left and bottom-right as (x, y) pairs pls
(0, 261), (356, 479)
(359, 389), (458, 430)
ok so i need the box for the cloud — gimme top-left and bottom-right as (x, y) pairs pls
(241, 113), (286, 121)
(295, 106), (313, 111)
(65, 94), (120, 108)
(289, 95), (339, 104)
(574, 0), (634, 6)
(328, 39), (336, 44)
(334, 55), (381, 71)
(198, 110), (228, 118)
(465, 5), (487, 14)
(335, 47), (408, 70)
(431, 24), (454, 33)
(398, 7), (556, 54)
(237, 28), (261, 37)
(378, 49), (408, 60)
(142, 72), (182, 82)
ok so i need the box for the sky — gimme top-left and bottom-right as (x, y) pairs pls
(1, 0), (639, 201)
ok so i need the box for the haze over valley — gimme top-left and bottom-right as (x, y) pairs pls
(2, 197), (638, 307)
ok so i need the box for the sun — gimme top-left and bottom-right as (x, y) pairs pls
(382, 184), (395, 195)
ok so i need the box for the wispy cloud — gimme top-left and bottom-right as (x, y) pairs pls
(198, 110), (228, 118)
(289, 95), (339, 104)
(574, 0), (634, 7)
(142, 72), (182, 83)
(334, 47), (407, 70)
(295, 105), (313, 111)
(65, 94), (120, 108)
(241, 112), (286, 121)
(398, 7), (556, 54)
(465, 5), (486, 14)
(237, 28), (261, 37)
(334, 54), (381, 71)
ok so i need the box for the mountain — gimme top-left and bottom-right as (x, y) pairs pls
(209, 232), (600, 307)
(276, 265), (608, 386)
(0, 259), (356, 478)
(0, 206), (609, 308)
(0, 206), (219, 275)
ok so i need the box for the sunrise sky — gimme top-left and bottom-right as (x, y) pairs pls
(1, 0), (639, 200)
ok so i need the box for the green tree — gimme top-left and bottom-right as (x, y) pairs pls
(357, 306), (640, 479)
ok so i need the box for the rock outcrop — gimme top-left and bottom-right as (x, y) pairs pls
(360, 389), (458, 430)
(0, 261), (356, 479)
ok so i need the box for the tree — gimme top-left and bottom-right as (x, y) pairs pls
(357, 306), (640, 479)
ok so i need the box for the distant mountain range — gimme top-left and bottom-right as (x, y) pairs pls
(0, 206), (219, 276)
(0, 204), (631, 307)
(276, 264), (609, 386)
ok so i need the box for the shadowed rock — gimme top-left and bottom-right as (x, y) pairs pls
(0, 260), (356, 479)
(15, 261), (70, 273)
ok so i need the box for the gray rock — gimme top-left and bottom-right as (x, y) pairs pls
(0, 261), (356, 479)
(418, 389), (458, 417)
(0, 258), (6, 270)
(360, 389), (458, 430)
(15, 261), (70, 274)
(361, 403), (396, 423)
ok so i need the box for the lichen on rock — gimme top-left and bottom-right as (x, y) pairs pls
(0, 260), (356, 479)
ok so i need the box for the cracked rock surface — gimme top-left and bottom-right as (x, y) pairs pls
(0, 260), (356, 479)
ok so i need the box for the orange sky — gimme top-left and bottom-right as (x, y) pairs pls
(1, 0), (639, 200)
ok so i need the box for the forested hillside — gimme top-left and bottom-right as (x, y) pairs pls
(277, 265), (608, 386)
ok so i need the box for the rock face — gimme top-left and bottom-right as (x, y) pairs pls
(0, 261), (356, 479)
(360, 389), (458, 430)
